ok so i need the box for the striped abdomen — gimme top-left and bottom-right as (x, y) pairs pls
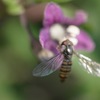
(59, 59), (72, 82)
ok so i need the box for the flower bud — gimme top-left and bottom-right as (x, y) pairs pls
(50, 24), (65, 41)
(66, 25), (80, 37)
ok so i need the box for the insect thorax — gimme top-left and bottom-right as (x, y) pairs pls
(61, 42), (73, 61)
(63, 50), (72, 62)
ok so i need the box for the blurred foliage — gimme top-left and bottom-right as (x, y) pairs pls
(1, 0), (24, 15)
(29, 22), (42, 40)
(0, 0), (100, 100)
(34, 0), (71, 3)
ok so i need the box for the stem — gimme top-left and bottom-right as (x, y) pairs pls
(25, 3), (47, 23)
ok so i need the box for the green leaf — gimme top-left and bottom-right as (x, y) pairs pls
(29, 22), (42, 40)
(7, 5), (24, 15)
(2, 0), (24, 15)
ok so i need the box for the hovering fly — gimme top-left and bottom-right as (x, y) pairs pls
(33, 39), (100, 82)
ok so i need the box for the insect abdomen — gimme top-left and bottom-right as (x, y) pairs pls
(59, 59), (72, 82)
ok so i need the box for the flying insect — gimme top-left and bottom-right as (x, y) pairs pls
(33, 39), (100, 82)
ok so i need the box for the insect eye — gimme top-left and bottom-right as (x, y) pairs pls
(61, 45), (66, 52)
(67, 45), (73, 55)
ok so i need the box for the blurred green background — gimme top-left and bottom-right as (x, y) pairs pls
(0, 0), (100, 100)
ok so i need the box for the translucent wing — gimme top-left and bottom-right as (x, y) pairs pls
(74, 50), (100, 77)
(33, 53), (64, 77)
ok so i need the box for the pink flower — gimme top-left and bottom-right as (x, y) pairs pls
(39, 2), (95, 55)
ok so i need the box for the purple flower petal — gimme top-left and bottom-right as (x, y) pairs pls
(75, 30), (95, 51)
(44, 40), (59, 54)
(73, 10), (88, 25)
(63, 10), (88, 26)
(39, 27), (50, 48)
(43, 2), (64, 27)
(39, 27), (58, 54)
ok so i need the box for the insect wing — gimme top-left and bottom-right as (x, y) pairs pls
(74, 51), (100, 77)
(33, 53), (64, 77)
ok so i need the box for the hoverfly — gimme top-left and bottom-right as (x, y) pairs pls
(33, 39), (100, 82)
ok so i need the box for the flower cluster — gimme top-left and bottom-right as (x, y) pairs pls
(39, 2), (95, 58)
